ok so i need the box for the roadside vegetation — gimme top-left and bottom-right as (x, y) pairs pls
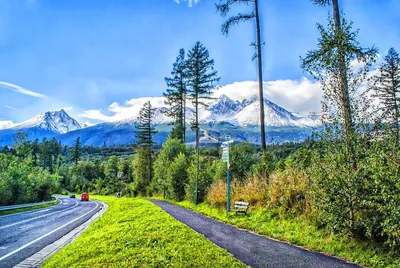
(43, 196), (246, 268)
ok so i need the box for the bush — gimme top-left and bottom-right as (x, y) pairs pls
(186, 155), (214, 203)
(167, 153), (189, 201)
(230, 142), (259, 180)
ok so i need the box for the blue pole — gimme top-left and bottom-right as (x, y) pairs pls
(227, 167), (231, 212)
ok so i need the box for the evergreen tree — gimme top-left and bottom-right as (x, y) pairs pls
(31, 139), (39, 167)
(301, 14), (377, 168)
(186, 42), (220, 204)
(13, 131), (31, 159)
(164, 48), (188, 143)
(309, 0), (373, 168)
(216, 0), (267, 152)
(72, 137), (81, 166)
(134, 101), (157, 192)
(370, 48), (400, 146)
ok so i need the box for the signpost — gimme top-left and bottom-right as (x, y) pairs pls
(221, 138), (234, 212)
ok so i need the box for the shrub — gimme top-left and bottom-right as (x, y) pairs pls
(186, 155), (214, 203)
(268, 169), (311, 215)
(167, 153), (189, 201)
(230, 142), (259, 180)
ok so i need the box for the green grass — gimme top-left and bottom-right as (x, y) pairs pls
(0, 198), (60, 216)
(160, 199), (400, 268)
(43, 196), (247, 268)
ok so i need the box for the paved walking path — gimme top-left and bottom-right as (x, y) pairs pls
(151, 200), (359, 268)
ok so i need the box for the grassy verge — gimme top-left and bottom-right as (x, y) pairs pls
(0, 198), (60, 216)
(43, 196), (247, 268)
(156, 198), (399, 268)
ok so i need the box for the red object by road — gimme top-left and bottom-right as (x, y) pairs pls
(81, 192), (89, 201)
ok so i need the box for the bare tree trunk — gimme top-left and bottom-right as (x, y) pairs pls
(332, 0), (356, 168)
(392, 74), (400, 148)
(195, 94), (199, 205)
(254, 0), (267, 152)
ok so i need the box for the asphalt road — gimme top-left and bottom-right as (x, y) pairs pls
(0, 197), (102, 268)
(151, 200), (359, 268)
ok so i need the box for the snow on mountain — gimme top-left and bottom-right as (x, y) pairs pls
(11, 109), (82, 134)
(204, 94), (242, 121)
(233, 96), (302, 127)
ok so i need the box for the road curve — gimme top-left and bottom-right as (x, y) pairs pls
(0, 197), (102, 268)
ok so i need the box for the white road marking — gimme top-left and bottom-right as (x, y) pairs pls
(0, 198), (63, 219)
(0, 247), (7, 250)
(0, 199), (78, 229)
(0, 201), (99, 262)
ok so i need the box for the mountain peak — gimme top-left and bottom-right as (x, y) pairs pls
(12, 109), (82, 134)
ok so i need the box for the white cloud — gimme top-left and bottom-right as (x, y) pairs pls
(62, 106), (73, 111)
(0, 81), (47, 98)
(4, 105), (17, 111)
(174, 0), (199, 7)
(79, 78), (323, 123)
(79, 97), (166, 122)
(0, 120), (15, 130)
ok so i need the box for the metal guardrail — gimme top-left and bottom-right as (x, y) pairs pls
(0, 197), (59, 212)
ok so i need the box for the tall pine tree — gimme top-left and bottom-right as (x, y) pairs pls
(134, 101), (157, 194)
(164, 48), (188, 143)
(72, 137), (81, 166)
(371, 48), (400, 146)
(216, 0), (267, 152)
(186, 42), (220, 205)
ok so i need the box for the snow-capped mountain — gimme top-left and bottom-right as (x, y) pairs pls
(197, 94), (320, 127)
(112, 94), (320, 128)
(11, 109), (82, 134)
(0, 96), (321, 147)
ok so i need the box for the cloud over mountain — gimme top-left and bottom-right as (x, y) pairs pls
(79, 79), (322, 124)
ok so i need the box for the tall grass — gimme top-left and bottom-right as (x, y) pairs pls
(207, 168), (310, 214)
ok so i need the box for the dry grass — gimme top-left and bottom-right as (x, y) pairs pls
(207, 168), (311, 214)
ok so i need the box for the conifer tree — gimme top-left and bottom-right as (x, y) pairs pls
(164, 48), (188, 143)
(371, 48), (400, 146)
(216, 0), (267, 152)
(186, 42), (220, 204)
(310, 0), (360, 166)
(134, 101), (157, 188)
(301, 10), (377, 168)
(72, 137), (81, 166)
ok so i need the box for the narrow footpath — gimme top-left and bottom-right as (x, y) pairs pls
(151, 200), (359, 268)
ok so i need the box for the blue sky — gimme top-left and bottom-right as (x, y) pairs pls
(0, 0), (399, 125)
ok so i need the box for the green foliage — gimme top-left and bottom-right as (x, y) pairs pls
(72, 137), (81, 166)
(152, 137), (187, 197)
(0, 153), (59, 205)
(131, 147), (153, 196)
(229, 142), (259, 180)
(370, 48), (400, 146)
(164, 48), (188, 143)
(186, 155), (214, 203)
(135, 101), (157, 148)
(167, 153), (189, 201)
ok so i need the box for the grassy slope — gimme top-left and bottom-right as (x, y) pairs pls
(0, 199), (60, 216)
(166, 200), (399, 268)
(43, 196), (246, 268)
